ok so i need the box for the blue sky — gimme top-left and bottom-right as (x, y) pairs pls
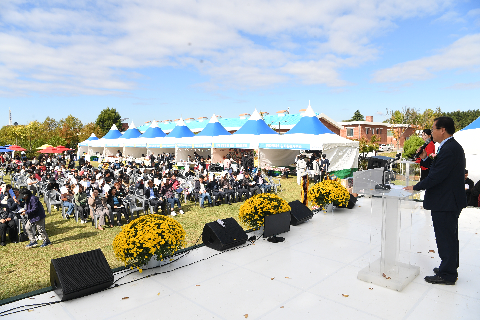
(1, 0), (479, 127)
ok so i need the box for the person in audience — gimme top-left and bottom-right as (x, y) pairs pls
(244, 172), (261, 196)
(0, 204), (17, 246)
(464, 169), (475, 205)
(195, 175), (212, 208)
(26, 173), (39, 195)
(145, 180), (164, 214)
(88, 188), (113, 231)
(107, 188), (128, 225)
(19, 189), (51, 248)
(467, 176), (480, 207)
(161, 178), (184, 215)
(74, 184), (90, 224)
(234, 173), (250, 202)
(296, 155), (307, 185)
(207, 175), (226, 205)
(313, 157), (321, 184)
(61, 184), (75, 219)
(253, 171), (271, 193)
(320, 154), (330, 182)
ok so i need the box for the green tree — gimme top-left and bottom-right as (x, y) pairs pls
(79, 122), (104, 141)
(420, 107), (443, 131)
(442, 109), (480, 131)
(357, 135), (380, 169)
(344, 110), (364, 121)
(96, 107), (122, 135)
(386, 107), (421, 149)
(403, 135), (424, 159)
(58, 115), (83, 149)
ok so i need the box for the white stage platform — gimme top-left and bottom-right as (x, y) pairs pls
(2, 198), (479, 319)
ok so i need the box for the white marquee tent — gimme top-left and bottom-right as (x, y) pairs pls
(259, 104), (359, 171)
(454, 116), (480, 183)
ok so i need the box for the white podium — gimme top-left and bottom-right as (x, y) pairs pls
(353, 169), (420, 291)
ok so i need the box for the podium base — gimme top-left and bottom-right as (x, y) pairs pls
(357, 259), (419, 291)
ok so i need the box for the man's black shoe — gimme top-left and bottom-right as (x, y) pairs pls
(424, 275), (455, 285)
(433, 267), (439, 274)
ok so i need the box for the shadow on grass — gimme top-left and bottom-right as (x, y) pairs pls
(50, 232), (98, 244)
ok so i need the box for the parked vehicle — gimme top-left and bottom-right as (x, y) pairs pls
(378, 144), (392, 152)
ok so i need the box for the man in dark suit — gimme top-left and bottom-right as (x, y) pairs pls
(405, 117), (467, 285)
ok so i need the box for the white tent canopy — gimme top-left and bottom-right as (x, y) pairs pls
(454, 120), (480, 184)
(258, 102), (359, 171)
(258, 133), (359, 171)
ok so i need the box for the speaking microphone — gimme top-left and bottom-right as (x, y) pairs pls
(413, 140), (431, 159)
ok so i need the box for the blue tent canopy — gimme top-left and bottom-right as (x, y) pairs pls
(121, 122), (142, 139)
(140, 121), (166, 138)
(197, 115), (231, 136)
(86, 134), (99, 141)
(234, 110), (278, 135)
(462, 116), (480, 131)
(285, 105), (333, 135)
(102, 124), (122, 139)
(168, 119), (195, 138)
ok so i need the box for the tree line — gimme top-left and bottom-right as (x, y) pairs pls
(0, 108), (122, 157)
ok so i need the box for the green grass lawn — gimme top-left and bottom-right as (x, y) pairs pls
(0, 174), (302, 300)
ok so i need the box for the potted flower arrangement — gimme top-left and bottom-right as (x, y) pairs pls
(307, 178), (350, 211)
(112, 214), (186, 271)
(239, 193), (291, 229)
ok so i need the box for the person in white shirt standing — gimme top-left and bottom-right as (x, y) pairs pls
(296, 155), (307, 185)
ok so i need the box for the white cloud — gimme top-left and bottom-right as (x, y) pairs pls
(433, 11), (465, 23)
(0, 0), (454, 95)
(446, 81), (480, 90)
(373, 33), (480, 82)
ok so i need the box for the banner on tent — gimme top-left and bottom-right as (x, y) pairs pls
(125, 143), (146, 148)
(259, 143), (310, 150)
(213, 143), (250, 149)
(148, 143), (176, 148)
(105, 143), (122, 147)
(79, 143), (88, 146)
(177, 143), (213, 148)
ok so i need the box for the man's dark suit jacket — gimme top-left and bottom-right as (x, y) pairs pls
(413, 138), (467, 211)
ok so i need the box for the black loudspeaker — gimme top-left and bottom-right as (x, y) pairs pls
(50, 249), (114, 301)
(288, 200), (313, 226)
(202, 218), (248, 251)
(263, 211), (291, 238)
(347, 193), (357, 209)
(337, 193), (357, 209)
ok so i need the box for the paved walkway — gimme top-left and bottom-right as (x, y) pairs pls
(2, 197), (479, 319)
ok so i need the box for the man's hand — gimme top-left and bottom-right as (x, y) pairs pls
(416, 147), (427, 159)
(403, 186), (414, 191)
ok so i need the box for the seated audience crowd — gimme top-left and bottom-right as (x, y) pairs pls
(0, 150), (276, 247)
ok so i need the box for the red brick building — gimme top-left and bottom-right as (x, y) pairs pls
(337, 116), (415, 148)
(338, 116), (388, 144)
